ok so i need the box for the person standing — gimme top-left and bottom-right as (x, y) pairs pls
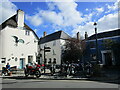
(6, 63), (11, 75)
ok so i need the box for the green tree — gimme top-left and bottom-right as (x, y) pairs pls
(62, 38), (86, 64)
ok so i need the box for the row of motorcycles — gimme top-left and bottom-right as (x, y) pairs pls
(61, 62), (93, 77)
(2, 62), (93, 78)
(24, 62), (94, 78)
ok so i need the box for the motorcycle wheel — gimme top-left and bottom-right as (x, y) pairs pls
(35, 71), (41, 78)
(25, 73), (29, 77)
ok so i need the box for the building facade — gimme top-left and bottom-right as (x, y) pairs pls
(84, 29), (120, 66)
(39, 31), (71, 65)
(0, 10), (39, 69)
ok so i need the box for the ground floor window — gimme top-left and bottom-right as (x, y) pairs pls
(28, 56), (33, 63)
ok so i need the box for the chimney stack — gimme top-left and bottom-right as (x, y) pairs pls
(17, 9), (24, 27)
(85, 32), (88, 39)
(43, 32), (47, 37)
(77, 32), (80, 40)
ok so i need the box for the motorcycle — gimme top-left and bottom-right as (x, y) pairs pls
(69, 64), (76, 75)
(24, 64), (41, 78)
(85, 62), (93, 77)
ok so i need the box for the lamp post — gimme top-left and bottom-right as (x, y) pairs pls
(94, 22), (99, 64)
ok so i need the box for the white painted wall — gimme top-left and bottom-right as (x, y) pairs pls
(40, 39), (65, 65)
(0, 26), (38, 69)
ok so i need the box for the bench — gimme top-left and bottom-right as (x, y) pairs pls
(2, 66), (17, 74)
(10, 66), (17, 74)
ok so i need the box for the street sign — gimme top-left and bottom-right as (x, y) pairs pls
(44, 47), (51, 49)
(44, 46), (51, 73)
(45, 50), (51, 52)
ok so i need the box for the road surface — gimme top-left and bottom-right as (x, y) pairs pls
(1, 78), (119, 88)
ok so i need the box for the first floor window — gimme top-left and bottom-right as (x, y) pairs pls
(25, 30), (30, 36)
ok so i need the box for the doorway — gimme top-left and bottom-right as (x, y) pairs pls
(101, 50), (114, 66)
(19, 58), (25, 69)
(104, 53), (112, 66)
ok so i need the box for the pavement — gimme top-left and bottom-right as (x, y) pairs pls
(0, 73), (88, 80)
(0, 69), (120, 84)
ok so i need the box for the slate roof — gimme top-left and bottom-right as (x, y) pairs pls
(88, 29), (120, 40)
(39, 31), (71, 44)
(0, 14), (39, 40)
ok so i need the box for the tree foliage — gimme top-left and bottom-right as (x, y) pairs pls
(62, 38), (86, 64)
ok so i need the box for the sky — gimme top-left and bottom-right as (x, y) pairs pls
(0, 0), (119, 38)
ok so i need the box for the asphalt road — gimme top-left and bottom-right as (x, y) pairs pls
(1, 78), (119, 88)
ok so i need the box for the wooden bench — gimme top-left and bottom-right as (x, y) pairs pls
(10, 66), (17, 74)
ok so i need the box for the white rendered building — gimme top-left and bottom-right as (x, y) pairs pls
(0, 10), (39, 69)
(39, 31), (71, 65)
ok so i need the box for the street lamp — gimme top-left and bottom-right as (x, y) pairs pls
(94, 22), (99, 64)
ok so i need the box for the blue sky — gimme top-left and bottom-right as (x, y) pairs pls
(0, 0), (119, 38)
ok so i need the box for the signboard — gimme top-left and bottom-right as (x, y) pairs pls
(44, 47), (51, 49)
(45, 50), (51, 52)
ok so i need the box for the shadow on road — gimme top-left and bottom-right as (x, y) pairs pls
(87, 77), (120, 84)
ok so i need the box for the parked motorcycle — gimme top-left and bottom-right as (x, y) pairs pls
(84, 62), (93, 77)
(24, 64), (41, 78)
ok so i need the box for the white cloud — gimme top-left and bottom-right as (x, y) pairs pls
(96, 7), (104, 13)
(0, 0), (17, 24)
(27, 1), (84, 28)
(106, 2), (118, 13)
(83, 12), (95, 22)
(85, 8), (89, 11)
(47, 2), (56, 10)
(54, 1), (83, 27)
(72, 22), (94, 37)
(40, 10), (63, 26)
(97, 12), (118, 32)
(72, 12), (118, 38)
(25, 14), (43, 26)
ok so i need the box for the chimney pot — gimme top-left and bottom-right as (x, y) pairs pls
(85, 32), (88, 39)
(77, 32), (80, 40)
(43, 32), (47, 37)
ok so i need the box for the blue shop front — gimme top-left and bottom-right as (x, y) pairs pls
(83, 29), (120, 66)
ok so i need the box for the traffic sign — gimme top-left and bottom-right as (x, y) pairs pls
(45, 50), (51, 52)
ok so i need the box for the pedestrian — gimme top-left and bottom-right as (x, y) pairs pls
(6, 63), (11, 71)
(6, 63), (11, 75)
